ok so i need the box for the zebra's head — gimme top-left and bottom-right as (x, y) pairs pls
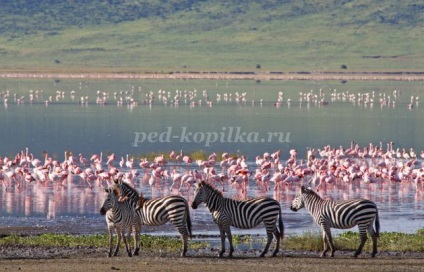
(99, 187), (119, 215)
(191, 180), (208, 209)
(290, 185), (309, 212)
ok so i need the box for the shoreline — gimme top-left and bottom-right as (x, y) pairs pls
(1, 71), (424, 81)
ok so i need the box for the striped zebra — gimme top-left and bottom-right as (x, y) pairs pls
(134, 187), (193, 257)
(290, 186), (380, 258)
(101, 179), (192, 257)
(109, 179), (193, 257)
(191, 180), (284, 257)
(99, 184), (141, 257)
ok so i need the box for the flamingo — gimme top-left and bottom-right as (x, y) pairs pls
(180, 172), (195, 192)
(170, 169), (183, 190)
(79, 153), (90, 166)
(182, 155), (192, 165)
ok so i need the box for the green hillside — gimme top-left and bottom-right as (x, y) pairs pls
(0, 0), (423, 73)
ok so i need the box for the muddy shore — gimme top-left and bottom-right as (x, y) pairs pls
(1, 243), (424, 272)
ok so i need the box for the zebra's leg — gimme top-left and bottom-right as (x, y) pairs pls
(180, 232), (189, 257)
(107, 227), (114, 257)
(369, 225), (378, 258)
(132, 225), (140, 256)
(271, 227), (281, 257)
(321, 226), (335, 257)
(122, 229), (132, 257)
(260, 221), (275, 257)
(226, 228), (235, 257)
(354, 226), (368, 258)
(113, 229), (122, 256)
(320, 230), (328, 257)
(260, 232), (273, 257)
(218, 227), (226, 258)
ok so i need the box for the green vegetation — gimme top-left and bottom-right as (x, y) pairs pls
(132, 150), (234, 162)
(0, 0), (423, 73)
(1, 231), (422, 253)
(0, 233), (207, 252)
(234, 230), (424, 253)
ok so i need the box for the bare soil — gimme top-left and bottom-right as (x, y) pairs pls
(0, 225), (423, 272)
(1, 244), (424, 272)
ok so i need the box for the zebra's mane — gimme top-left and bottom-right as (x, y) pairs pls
(112, 178), (140, 200)
(302, 186), (323, 200)
(200, 180), (223, 196)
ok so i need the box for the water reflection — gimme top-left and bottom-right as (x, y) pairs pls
(0, 158), (422, 235)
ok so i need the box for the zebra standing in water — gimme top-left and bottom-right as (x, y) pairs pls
(290, 186), (380, 258)
(99, 185), (141, 257)
(191, 180), (284, 257)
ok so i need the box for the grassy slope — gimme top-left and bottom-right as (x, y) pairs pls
(0, 0), (423, 73)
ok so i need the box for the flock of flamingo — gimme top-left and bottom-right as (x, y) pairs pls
(0, 84), (420, 109)
(0, 142), (423, 197)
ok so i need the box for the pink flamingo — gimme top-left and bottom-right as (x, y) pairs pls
(180, 172), (195, 192)
(170, 169), (183, 190)
(271, 172), (287, 190)
(125, 154), (134, 170)
(182, 155), (192, 165)
(209, 173), (228, 191)
(139, 158), (150, 169)
(79, 153), (90, 166)
(175, 150), (183, 162)
(154, 154), (166, 166)
(169, 150), (177, 160)
(106, 153), (116, 168)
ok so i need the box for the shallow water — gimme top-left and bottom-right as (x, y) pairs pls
(0, 161), (423, 237)
(0, 78), (423, 238)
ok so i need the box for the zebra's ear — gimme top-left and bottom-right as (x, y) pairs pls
(301, 185), (307, 192)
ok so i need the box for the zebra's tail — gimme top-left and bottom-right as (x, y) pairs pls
(186, 204), (193, 239)
(375, 209), (380, 239)
(278, 208), (284, 239)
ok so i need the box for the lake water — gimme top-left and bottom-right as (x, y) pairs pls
(0, 78), (423, 238)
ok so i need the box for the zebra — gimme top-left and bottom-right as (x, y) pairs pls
(290, 185), (380, 258)
(134, 188), (193, 257)
(101, 179), (192, 257)
(191, 180), (284, 258)
(99, 185), (141, 257)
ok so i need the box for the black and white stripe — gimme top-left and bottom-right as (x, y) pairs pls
(133, 186), (192, 257)
(99, 184), (141, 257)
(290, 185), (380, 258)
(101, 179), (193, 257)
(191, 180), (284, 257)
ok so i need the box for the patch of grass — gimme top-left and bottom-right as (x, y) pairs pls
(283, 231), (424, 253)
(1, 231), (423, 253)
(0, 233), (208, 252)
(283, 231), (323, 251)
(0, 234), (107, 247)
